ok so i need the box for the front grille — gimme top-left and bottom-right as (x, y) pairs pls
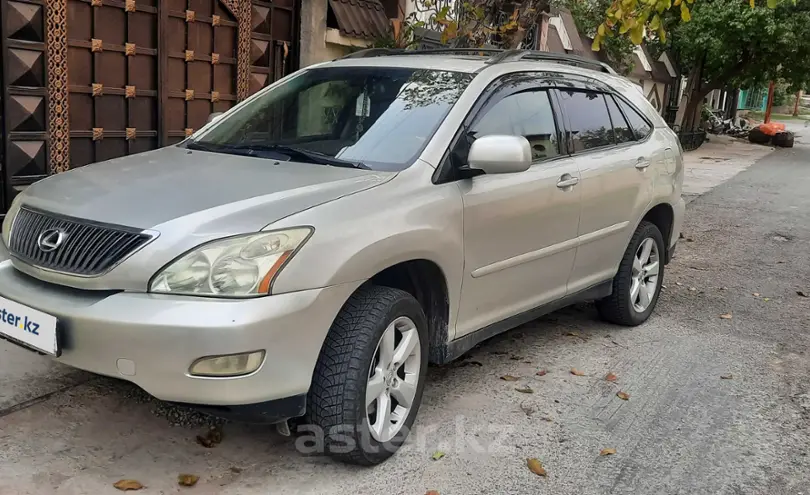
(8, 207), (153, 276)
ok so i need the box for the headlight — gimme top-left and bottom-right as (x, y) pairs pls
(1, 195), (23, 248)
(149, 227), (313, 297)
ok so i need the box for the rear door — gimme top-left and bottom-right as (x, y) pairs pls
(559, 89), (658, 293)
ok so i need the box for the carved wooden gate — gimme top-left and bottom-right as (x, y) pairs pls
(0, 0), (299, 216)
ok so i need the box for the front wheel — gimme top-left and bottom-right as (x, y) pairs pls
(597, 221), (665, 326)
(305, 285), (429, 465)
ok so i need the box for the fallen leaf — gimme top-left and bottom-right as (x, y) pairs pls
(689, 287), (697, 292)
(616, 391), (630, 400)
(686, 238), (694, 242)
(764, 298), (770, 302)
(753, 293), (760, 297)
(229, 467), (242, 474)
(721, 374), (733, 380)
(719, 313), (733, 319)
(431, 451), (446, 461)
(600, 448), (617, 456)
(178, 474), (199, 487)
(515, 386), (534, 394)
(541, 416), (553, 422)
(570, 368), (585, 376)
(676, 282), (683, 286)
(566, 331), (580, 337)
(605, 372), (618, 382)
(500, 375), (519, 382)
(527, 458), (547, 477)
(798, 291), (810, 298)
(510, 355), (523, 361)
(536, 369), (548, 376)
(720, 286), (728, 290)
(196, 425), (224, 448)
(426, 491), (441, 495)
(113, 480), (144, 491)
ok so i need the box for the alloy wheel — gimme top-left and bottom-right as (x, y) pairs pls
(630, 237), (660, 313)
(365, 316), (421, 443)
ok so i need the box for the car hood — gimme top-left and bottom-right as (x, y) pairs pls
(19, 146), (394, 233)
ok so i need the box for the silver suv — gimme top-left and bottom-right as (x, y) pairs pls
(0, 49), (684, 465)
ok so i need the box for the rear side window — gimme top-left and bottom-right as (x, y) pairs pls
(557, 90), (614, 151)
(618, 99), (653, 139)
(472, 89), (560, 161)
(605, 95), (634, 144)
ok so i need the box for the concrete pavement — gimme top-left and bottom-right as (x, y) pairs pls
(3, 135), (809, 494)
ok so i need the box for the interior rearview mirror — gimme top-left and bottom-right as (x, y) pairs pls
(207, 112), (224, 124)
(467, 135), (532, 175)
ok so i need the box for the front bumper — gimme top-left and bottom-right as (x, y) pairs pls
(0, 261), (360, 409)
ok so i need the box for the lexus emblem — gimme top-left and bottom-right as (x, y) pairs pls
(37, 229), (67, 253)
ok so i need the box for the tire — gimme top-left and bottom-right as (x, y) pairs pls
(305, 284), (429, 465)
(748, 127), (771, 144)
(772, 131), (795, 148)
(597, 221), (666, 326)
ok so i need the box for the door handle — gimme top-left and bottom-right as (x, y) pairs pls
(556, 175), (579, 189)
(635, 157), (651, 169)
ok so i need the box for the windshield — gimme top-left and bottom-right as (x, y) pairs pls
(188, 66), (475, 171)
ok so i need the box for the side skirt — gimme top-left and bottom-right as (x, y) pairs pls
(433, 281), (613, 365)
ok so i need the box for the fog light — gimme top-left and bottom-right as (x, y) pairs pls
(189, 351), (266, 377)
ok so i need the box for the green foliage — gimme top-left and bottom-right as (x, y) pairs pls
(594, 0), (796, 51)
(670, 0), (810, 91)
(558, 0), (635, 74)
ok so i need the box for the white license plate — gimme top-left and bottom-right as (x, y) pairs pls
(0, 296), (59, 356)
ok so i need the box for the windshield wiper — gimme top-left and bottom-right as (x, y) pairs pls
(244, 144), (370, 170)
(187, 141), (368, 170)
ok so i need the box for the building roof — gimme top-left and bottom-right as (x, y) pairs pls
(327, 0), (390, 40)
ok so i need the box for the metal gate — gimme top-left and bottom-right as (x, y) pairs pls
(0, 0), (299, 217)
(1, 0), (49, 219)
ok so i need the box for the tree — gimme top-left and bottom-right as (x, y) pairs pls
(405, 0), (787, 52)
(560, 0), (636, 74)
(662, 0), (810, 129)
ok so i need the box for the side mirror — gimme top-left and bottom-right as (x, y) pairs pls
(207, 112), (224, 124)
(467, 135), (532, 175)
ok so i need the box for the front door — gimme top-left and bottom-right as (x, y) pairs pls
(454, 82), (581, 338)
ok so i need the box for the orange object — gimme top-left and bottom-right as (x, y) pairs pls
(758, 122), (786, 136)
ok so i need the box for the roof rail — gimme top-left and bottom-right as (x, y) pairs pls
(486, 49), (617, 75)
(339, 47), (618, 75)
(341, 47), (505, 59)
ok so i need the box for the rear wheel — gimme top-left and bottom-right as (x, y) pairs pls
(305, 285), (428, 465)
(597, 221), (665, 326)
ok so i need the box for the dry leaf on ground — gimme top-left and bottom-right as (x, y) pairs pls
(798, 291), (810, 298)
(515, 386), (534, 394)
(600, 448), (617, 456)
(431, 451), (446, 461)
(536, 369), (547, 376)
(616, 391), (630, 400)
(605, 373), (618, 382)
(570, 368), (585, 376)
(719, 313), (733, 319)
(426, 491), (441, 495)
(764, 298), (770, 302)
(721, 374), (733, 380)
(753, 293), (761, 297)
(178, 474), (199, 487)
(229, 467), (242, 474)
(527, 458), (547, 477)
(500, 375), (519, 382)
(113, 480), (144, 491)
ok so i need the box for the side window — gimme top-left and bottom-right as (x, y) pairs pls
(618, 99), (653, 139)
(557, 90), (614, 152)
(605, 95), (635, 143)
(471, 89), (560, 161)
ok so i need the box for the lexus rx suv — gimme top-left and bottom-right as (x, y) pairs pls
(0, 49), (684, 465)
